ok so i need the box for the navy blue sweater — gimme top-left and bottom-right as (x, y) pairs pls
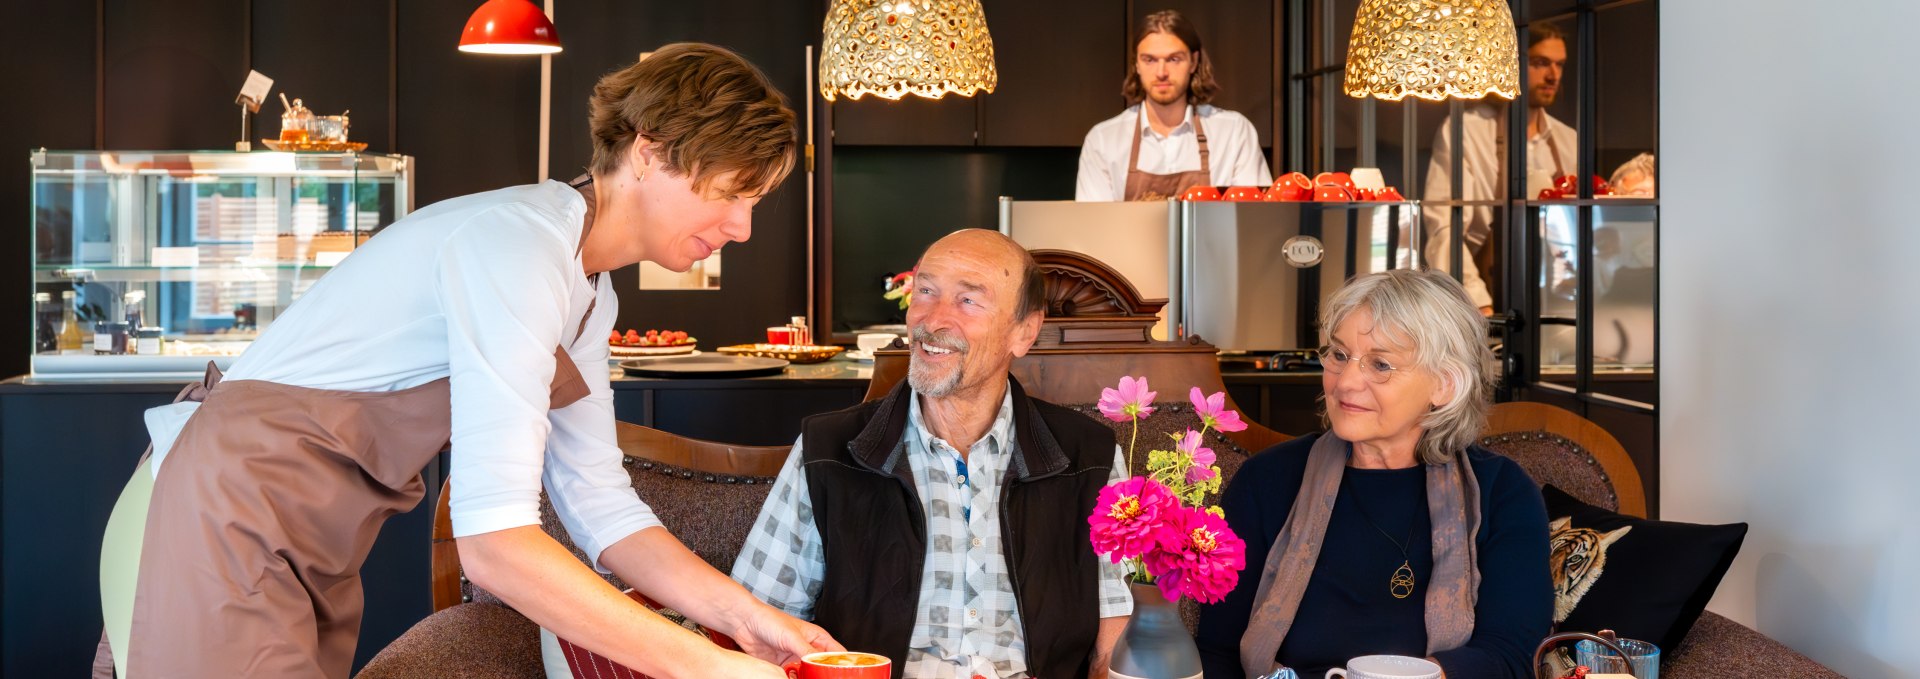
(1196, 433), (1551, 679)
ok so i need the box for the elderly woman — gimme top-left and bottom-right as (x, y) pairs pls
(101, 44), (835, 679)
(1197, 269), (1550, 678)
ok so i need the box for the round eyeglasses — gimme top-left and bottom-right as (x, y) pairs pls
(1318, 346), (1402, 384)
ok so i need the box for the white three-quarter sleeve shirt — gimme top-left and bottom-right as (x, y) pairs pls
(222, 179), (659, 570)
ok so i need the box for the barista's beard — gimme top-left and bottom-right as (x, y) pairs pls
(1147, 85), (1187, 106)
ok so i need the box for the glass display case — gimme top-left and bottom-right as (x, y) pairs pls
(29, 150), (413, 376)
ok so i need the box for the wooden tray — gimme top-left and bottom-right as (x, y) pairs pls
(715, 344), (843, 364)
(261, 139), (369, 152)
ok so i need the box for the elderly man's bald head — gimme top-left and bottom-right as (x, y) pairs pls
(917, 230), (1046, 321)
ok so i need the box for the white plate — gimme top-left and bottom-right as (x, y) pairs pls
(844, 349), (873, 362)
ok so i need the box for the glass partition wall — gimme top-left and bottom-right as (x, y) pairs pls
(1289, 0), (1660, 510)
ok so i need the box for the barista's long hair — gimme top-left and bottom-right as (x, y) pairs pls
(1121, 10), (1218, 106)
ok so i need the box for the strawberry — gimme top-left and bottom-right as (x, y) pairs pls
(623, 330), (641, 344)
(609, 330), (622, 344)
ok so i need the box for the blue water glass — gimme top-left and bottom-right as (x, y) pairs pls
(1575, 638), (1660, 679)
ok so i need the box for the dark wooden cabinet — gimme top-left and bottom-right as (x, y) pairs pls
(1136, 0), (1278, 149)
(831, 94), (978, 146)
(978, 0), (1127, 147)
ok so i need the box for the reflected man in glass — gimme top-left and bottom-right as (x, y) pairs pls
(1421, 23), (1576, 313)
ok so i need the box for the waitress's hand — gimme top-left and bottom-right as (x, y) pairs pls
(703, 649), (795, 679)
(732, 604), (844, 665)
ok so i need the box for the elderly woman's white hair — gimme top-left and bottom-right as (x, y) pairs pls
(1319, 269), (1497, 465)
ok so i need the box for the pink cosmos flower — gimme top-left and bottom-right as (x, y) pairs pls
(1190, 387), (1248, 433)
(1143, 507), (1246, 604)
(1098, 376), (1158, 423)
(1088, 476), (1178, 562)
(1176, 429), (1218, 484)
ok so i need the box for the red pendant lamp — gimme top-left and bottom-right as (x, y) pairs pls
(458, 0), (562, 55)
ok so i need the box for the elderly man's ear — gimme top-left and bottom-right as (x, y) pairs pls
(1008, 310), (1044, 358)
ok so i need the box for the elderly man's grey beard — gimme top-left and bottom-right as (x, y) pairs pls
(907, 327), (967, 397)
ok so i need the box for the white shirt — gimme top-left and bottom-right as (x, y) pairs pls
(732, 386), (1133, 678)
(221, 180), (659, 571)
(1076, 103), (1272, 201)
(1420, 103), (1577, 307)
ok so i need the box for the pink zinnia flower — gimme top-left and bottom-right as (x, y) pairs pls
(1088, 476), (1177, 562)
(1190, 387), (1248, 433)
(1098, 376), (1158, 423)
(1143, 507), (1246, 604)
(1176, 429), (1218, 484)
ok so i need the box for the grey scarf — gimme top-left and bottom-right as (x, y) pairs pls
(1238, 433), (1483, 676)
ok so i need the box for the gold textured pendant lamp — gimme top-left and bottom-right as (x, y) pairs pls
(819, 0), (998, 101)
(1343, 0), (1519, 101)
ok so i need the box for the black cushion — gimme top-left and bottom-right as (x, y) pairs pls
(1543, 484), (1748, 655)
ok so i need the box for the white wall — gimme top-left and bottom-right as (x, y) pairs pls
(1661, 2), (1920, 677)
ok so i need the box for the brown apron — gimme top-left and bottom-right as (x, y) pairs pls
(125, 203), (601, 677)
(1123, 107), (1212, 201)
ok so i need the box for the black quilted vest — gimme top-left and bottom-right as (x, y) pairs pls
(799, 377), (1117, 679)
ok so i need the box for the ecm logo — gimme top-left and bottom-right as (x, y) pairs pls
(1282, 235), (1324, 269)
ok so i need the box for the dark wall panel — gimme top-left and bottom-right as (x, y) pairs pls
(397, 0), (540, 206)
(833, 95), (979, 146)
(0, 3), (99, 378)
(102, 0), (247, 150)
(547, 0), (816, 348)
(251, 0), (393, 152)
(978, 0), (1126, 146)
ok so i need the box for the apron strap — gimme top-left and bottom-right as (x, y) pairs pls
(1192, 109), (1211, 174)
(1126, 109), (1147, 173)
(567, 173), (600, 346)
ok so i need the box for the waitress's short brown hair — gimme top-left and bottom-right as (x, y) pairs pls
(1121, 10), (1219, 106)
(588, 43), (797, 195)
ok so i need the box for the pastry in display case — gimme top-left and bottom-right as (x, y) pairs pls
(28, 150), (413, 376)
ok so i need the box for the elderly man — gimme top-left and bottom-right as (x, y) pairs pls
(732, 230), (1133, 678)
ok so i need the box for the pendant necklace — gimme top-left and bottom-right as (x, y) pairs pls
(1342, 474), (1418, 599)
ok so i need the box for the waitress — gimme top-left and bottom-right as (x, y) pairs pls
(103, 43), (838, 679)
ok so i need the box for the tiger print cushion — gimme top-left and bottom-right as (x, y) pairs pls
(1543, 485), (1749, 655)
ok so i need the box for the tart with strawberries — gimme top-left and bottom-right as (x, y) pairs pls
(609, 329), (698, 358)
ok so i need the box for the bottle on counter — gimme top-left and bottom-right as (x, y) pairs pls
(135, 327), (164, 356)
(124, 290), (146, 331)
(58, 290), (86, 351)
(34, 293), (58, 353)
(94, 321), (130, 356)
(789, 315), (811, 346)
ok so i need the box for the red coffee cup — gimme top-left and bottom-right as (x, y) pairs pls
(783, 651), (892, 678)
(767, 326), (798, 344)
(1222, 185), (1266, 201)
(1181, 185), (1222, 201)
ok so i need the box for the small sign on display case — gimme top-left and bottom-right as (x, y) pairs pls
(233, 70), (274, 151)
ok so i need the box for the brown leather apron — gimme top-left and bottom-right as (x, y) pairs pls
(1123, 107), (1212, 201)
(124, 200), (601, 678)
